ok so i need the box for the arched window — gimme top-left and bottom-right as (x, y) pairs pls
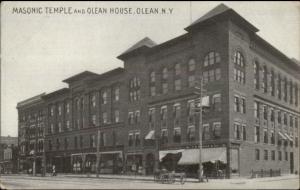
(204, 51), (220, 67)
(188, 59), (196, 72)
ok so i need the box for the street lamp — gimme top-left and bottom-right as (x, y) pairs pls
(193, 77), (207, 182)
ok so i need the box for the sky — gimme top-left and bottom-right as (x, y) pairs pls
(1, 1), (299, 137)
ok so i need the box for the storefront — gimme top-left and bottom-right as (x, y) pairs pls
(126, 153), (143, 175)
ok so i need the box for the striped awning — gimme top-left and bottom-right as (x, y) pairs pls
(178, 147), (227, 165)
(145, 130), (155, 140)
(284, 133), (293, 141)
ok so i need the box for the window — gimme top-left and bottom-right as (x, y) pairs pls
(234, 96), (240, 112)
(187, 126), (196, 142)
(255, 149), (260, 160)
(278, 151), (282, 161)
(213, 122), (221, 139)
(150, 71), (155, 83)
(162, 83), (168, 94)
(135, 132), (141, 146)
(100, 132), (106, 147)
(254, 126), (260, 143)
(91, 94), (96, 107)
(254, 102), (259, 118)
(283, 78), (287, 102)
(212, 94), (221, 112)
(48, 140), (52, 151)
(290, 115), (294, 128)
(188, 59), (196, 72)
(74, 136), (78, 149)
(234, 123), (241, 140)
(271, 131), (275, 145)
(162, 67), (168, 80)
(175, 63), (181, 76)
(66, 120), (70, 130)
(295, 84), (298, 106)
(128, 112), (134, 125)
(270, 108), (275, 122)
(91, 115), (96, 126)
(295, 137), (298, 147)
(270, 70), (275, 96)
(135, 111), (140, 124)
(262, 66), (267, 92)
(284, 113), (287, 125)
(233, 51), (245, 84)
(129, 77), (141, 102)
(56, 138), (60, 150)
(90, 134), (96, 148)
(203, 124), (210, 140)
(285, 152), (288, 161)
(174, 79), (181, 91)
(50, 124), (54, 134)
(160, 106), (167, 124)
(277, 74), (281, 99)
(128, 133), (133, 146)
(114, 110), (120, 123)
(173, 128), (181, 143)
(102, 112), (108, 124)
(263, 106), (268, 120)
(50, 106), (55, 116)
(58, 122), (62, 133)
(66, 102), (70, 114)
(148, 108), (155, 124)
(240, 97), (246, 114)
(253, 61), (259, 90)
(215, 68), (221, 80)
(150, 86), (156, 96)
(290, 80), (293, 104)
(242, 125), (246, 140)
(102, 91), (107, 104)
(203, 71), (208, 83)
(58, 105), (62, 116)
(114, 87), (120, 101)
(278, 110), (282, 124)
(264, 150), (268, 160)
(173, 104), (181, 119)
(271, 150), (275, 161)
(204, 51), (220, 66)
(263, 129), (268, 144)
(161, 129), (168, 144)
(188, 75), (195, 87)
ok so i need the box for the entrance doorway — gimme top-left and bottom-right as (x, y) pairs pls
(145, 153), (155, 175)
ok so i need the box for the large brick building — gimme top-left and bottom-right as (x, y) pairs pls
(17, 4), (299, 178)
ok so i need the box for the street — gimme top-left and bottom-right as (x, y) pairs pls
(0, 174), (299, 189)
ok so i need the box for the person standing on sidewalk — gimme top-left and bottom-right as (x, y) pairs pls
(52, 165), (56, 176)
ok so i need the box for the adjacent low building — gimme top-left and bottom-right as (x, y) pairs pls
(17, 4), (300, 178)
(0, 136), (18, 174)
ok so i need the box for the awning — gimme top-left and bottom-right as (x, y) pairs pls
(29, 150), (35, 155)
(278, 132), (287, 140)
(145, 130), (155, 140)
(159, 149), (185, 161)
(178, 147), (227, 165)
(284, 133), (293, 141)
(202, 96), (210, 107)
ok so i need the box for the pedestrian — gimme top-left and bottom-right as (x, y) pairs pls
(52, 165), (56, 176)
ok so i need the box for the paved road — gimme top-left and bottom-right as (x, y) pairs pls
(0, 175), (299, 189)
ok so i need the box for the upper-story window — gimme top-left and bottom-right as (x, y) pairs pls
(91, 94), (96, 107)
(148, 108), (155, 128)
(160, 106), (167, 128)
(295, 83), (298, 106)
(150, 71), (155, 83)
(150, 86), (156, 96)
(162, 82), (168, 94)
(188, 75), (196, 87)
(101, 90), (107, 104)
(277, 110), (282, 124)
(270, 70), (275, 96)
(283, 77), (288, 102)
(58, 105), (62, 116)
(289, 80), (293, 104)
(174, 79), (181, 91)
(277, 74), (282, 100)
(204, 51), (220, 67)
(175, 63), (181, 76)
(212, 94), (221, 112)
(113, 87), (119, 102)
(173, 103), (181, 127)
(129, 77), (141, 102)
(188, 59), (196, 72)
(263, 105), (268, 120)
(254, 101), (259, 118)
(114, 110), (120, 123)
(102, 112), (108, 124)
(262, 66), (267, 93)
(162, 67), (168, 80)
(253, 61), (259, 90)
(233, 51), (245, 84)
(50, 106), (55, 116)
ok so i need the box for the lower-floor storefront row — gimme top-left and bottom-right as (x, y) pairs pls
(18, 143), (298, 178)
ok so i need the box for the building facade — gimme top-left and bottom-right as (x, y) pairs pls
(17, 4), (300, 178)
(0, 136), (18, 174)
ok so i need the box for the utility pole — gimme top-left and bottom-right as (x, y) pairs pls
(194, 77), (204, 182)
(96, 129), (100, 178)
